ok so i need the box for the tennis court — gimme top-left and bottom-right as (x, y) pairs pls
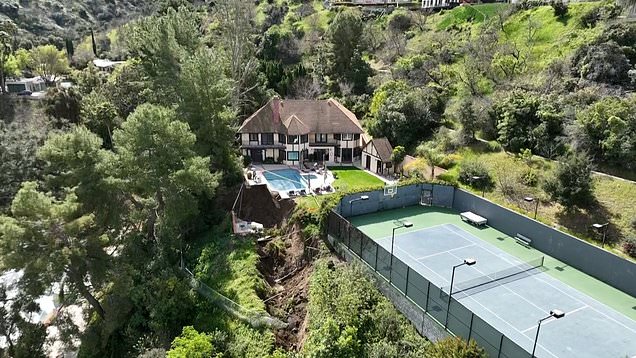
(352, 211), (636, 358)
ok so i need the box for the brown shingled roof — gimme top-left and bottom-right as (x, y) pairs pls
(238, 98), (364, 134)
(370, 137), (393, 162)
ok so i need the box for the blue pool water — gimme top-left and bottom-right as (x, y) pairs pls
(263, 169), (317, 192)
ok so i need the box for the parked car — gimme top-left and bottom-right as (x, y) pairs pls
(17, 90), (32, 96)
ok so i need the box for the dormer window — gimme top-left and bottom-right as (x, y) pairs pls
(316, 133), (328, 143)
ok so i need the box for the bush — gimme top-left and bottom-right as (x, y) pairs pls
(579, 7), (601, 28)
(551, 1), (568, 18)
(387, 9), (413, 32)
(571, 42), (631, 85)
(437, 172), (459, 186)
(520, 168), (539, 187)
(543, 152), (594, 209)
(458, 159), (492, 188)
(438, 153), (462, 169)
(487, 140), (503, 153)
(427, 337), (487, 358)
(622, 237), (636, 258)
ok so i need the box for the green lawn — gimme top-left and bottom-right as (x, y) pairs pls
(328, 166), (385, 191)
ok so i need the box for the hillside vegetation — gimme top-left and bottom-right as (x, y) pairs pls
(0, 0), (155, 47)
(2, 0), (636, 357)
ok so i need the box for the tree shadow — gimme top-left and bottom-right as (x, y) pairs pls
(556, 13), (572, 26)
(555, 199), (621, 245)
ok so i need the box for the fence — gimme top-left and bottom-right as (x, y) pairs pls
(181, 267), (287, 330)
(327, 210), (528, 358)
(452, 189), (636, 297)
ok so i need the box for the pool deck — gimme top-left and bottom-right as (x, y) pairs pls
(245, 165), (336, 199)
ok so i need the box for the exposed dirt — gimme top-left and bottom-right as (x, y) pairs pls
(257, 223), (323, 351)
(216, 183), (296, 228)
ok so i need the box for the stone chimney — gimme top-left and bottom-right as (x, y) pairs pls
(271, 96), (281, 124)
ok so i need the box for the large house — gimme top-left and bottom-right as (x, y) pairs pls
(238, 97), (364, 166)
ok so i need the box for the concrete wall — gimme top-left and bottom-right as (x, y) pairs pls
(452, 189), (636, 297)
(338, 183), (455, 217)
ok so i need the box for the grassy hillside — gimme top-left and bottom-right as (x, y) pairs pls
(502, 2), (603, 69)
(438, 146), (636, 260)
(0, 0), (155, 46)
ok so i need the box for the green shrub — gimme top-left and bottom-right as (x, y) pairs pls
(438, 153), (462, 169)
(427, 337), (486, 358)
(243, 155), (252, 167)
(579, 7), (601, 28)
(551, 0), (568, 18)
(458, 159), (492, 188)
(437, 172), (459, 186)
(543, 152), (594, 209)
(520, 168), (539, 187)
(487, 140), (503, 152)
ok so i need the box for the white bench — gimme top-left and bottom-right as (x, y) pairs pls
(515, 233), (532, 246)
(460, 211), (487, 227)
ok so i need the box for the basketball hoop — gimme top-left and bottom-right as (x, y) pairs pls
(384, 183), (398, 198)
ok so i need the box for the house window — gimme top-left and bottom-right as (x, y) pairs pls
(354, 134), (360, 140)
(342, 133), (353, 141)
(334, 134), (341, 140)
(287, 151), (299, 161)
(249, 133), (259, 142)
(288, 135), (298, 144)
(279, 134), (286, 144)
(315, 133), (328, 143)
(301, 134), (308, 143)
(261, 133), (274, 145)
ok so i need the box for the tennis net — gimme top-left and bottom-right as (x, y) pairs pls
(452, 256), (545, 295)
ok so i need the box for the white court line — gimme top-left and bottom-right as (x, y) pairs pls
(397, 246), (560, 358)
(445, 249), (550, 322)
(520, 305), (589, 334)
(446, 223), (636, 335)
(416, 243), (476, 260)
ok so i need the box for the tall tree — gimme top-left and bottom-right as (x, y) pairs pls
(368, 81), (443, 149)
(0, 182), (111, 319)
(0, 120), (47, 210)
(214, 0), (266, 114)
(124, 7), (201, 105)
(326, 8), (372, 94)
(178, 48), (241, 182)
(29, 45), (70, 83)
(0, 20), (18, 94)
(112, 104), (219, 244)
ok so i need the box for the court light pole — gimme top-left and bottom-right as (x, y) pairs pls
(592, 223), (609, 247)
(471, 176), (485, 197)
(348, 195), (369, 217)
(445, 258), (477, 327)
(389, 221), (414, 284)
(524, 196), (539, 220)
(532, 309), (565, 358)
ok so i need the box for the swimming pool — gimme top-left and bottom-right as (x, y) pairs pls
(262, 169), (317, 192)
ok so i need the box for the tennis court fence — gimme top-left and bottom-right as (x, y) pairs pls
(327, 210), (530, 358)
